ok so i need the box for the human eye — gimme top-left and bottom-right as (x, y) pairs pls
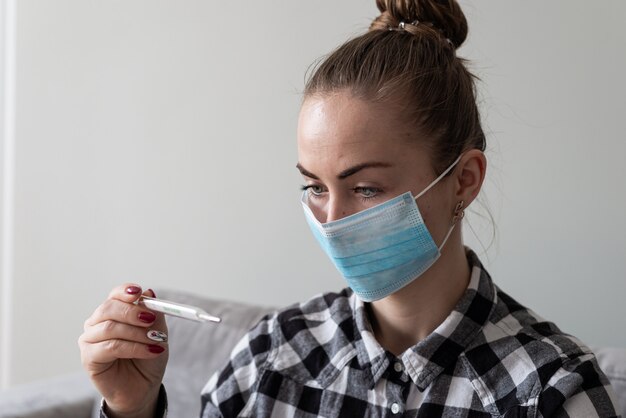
(353, 186), (382, 201)
(300, 184), (327, 198)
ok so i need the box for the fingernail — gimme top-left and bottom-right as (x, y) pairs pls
(138, 312), (156, 323)
(126, 286), (141, 295)
(147, 330), (168, 342)
(147, 288), (156, 298)
(147, 344), (165, 354)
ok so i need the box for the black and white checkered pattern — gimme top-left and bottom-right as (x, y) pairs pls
(99, 248), (620, 417)
(199, 249), (620, 417)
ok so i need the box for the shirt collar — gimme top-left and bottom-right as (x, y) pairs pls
(349, 247), (497, 390)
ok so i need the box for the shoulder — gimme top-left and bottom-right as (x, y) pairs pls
(461, 287), (614, 415)
(201, 289), (357, 415)
(248, 288), (358, 387)
(468, 286), (592, 366)
(274, 287), (354, 333)
(217, 288), (356, 369)
(229, 288), (353, 354)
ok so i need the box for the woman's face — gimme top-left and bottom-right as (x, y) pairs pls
(297, 91), (458, 243)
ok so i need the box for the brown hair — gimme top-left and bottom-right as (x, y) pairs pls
(304, 0), (486, 177)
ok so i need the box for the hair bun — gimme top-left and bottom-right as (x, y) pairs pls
(373, 0), (468, 49)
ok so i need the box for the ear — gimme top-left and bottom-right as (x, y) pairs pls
(453, 149), (487, 207)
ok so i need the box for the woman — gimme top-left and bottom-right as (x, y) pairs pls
(78, 0), (619, 416)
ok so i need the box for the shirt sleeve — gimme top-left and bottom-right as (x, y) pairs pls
(200, 312), (277, 418)
(536, 353), (620, 418)
(99, 384), (168, 418)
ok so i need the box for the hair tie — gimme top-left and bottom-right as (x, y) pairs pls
(388, 20), (456, 51)
(388, 20), (419, 32)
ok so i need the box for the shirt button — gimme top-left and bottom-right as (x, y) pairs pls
(391, 402), (402, 414)
(394, 362), (404, 373)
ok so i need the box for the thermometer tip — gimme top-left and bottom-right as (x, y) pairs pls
(199, 313), (221, 323)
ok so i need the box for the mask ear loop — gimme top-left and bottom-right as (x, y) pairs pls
(412, 154), (464, 250)
(414, 154), (463, 200)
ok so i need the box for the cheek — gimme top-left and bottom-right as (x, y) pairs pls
(418, 202), (435, 226)
(417, 195), (453, 238)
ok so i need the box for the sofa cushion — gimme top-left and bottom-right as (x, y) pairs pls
(157, 289), (276, 418)
(0, 372), (95, 418)
(594, 346), (626, 418)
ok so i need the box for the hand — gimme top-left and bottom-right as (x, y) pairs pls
(78, 284), (169, 418)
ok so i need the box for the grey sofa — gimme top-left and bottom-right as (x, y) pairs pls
(1, 289), (625, 418)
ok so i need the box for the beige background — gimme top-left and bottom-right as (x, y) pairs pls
(1, 0), (624, 387)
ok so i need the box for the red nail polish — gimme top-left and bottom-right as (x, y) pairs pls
(147, 288), (156, 298)
(138, 312), (156, 323)
(126, 286), (141, 295)
(148, 344), (165, 354)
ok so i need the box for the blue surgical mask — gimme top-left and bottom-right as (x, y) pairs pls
(301, 155), (462, 302)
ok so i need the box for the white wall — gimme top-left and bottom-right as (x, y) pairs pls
(1, 0), (624, 387)
(0, 0), (16, 389)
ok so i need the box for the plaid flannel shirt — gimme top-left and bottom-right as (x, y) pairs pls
(199, 249), (619, 417)
(100, 248), (620, 417)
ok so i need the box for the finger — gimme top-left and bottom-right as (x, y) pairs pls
(82, 284), (145, 331)
(82, 338), (166, 365)
(85, 299), (159, 328)
(108, 283), (146, 304)
(81, 320), (168, 345)
(140, 288), (169, 333)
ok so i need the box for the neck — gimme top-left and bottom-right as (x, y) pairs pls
(366, 235), (471, 356)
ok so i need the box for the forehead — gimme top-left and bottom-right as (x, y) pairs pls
(299, 93), (400, 146)
(297, 92), (429, 169)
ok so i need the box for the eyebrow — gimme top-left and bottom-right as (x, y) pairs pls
(296, 161), (392, 180)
